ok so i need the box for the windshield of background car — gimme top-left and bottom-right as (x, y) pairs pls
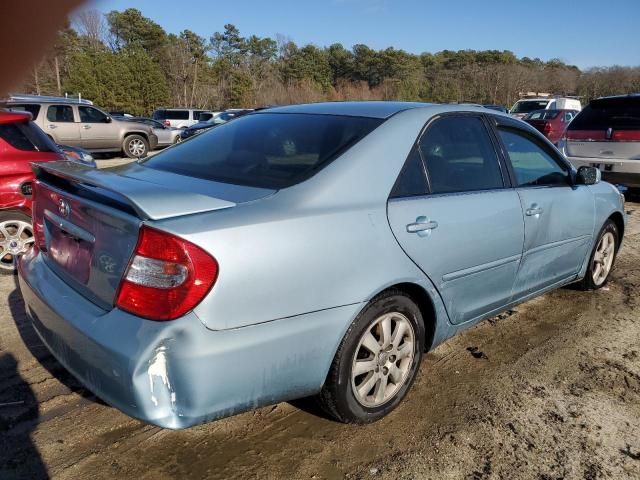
(512, 100), (550, 113)
(525, 110), (560, 120)
(142, 113), (383, 189)
(568, 97), (640, 131)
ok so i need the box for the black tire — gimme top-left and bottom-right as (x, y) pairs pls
(576, 219), (619, 290)
(122, 134), (149, 159)
(317, 290), (425, 424)
(0, 211), (33, 276)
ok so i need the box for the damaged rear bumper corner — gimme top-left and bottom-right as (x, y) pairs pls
(17, 251), (358, 429)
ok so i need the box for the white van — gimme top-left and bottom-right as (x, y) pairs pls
(510, 98), (582, 118)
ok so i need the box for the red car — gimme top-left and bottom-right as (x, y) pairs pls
(0, 110), (64, 274)
(523, 109), (579, 144)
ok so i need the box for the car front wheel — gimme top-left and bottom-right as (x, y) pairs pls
(0, 211), (34, 275)
(577, 219), (619, 290)
(123, 135), (149, 159)
(317, 290), (425, 423)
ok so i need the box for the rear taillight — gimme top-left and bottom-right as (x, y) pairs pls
(565, 130), (606, 141)
(163, 120), (171, 127)
(115, 226), (218, 321)
(32, 182), (46, 252)
(612, 130), (640, 141)
(543, 122), (552, 134)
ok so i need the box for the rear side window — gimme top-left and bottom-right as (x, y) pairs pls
(9, 104), (41, 119)
(498, 128), (569, 187)
(418, 116), (504, 194)
(569, 97), (640, 130)
(390, 147), (428, 198)
(47, 105), (74, 123)
(142, 113), (382, 189)
(0, 121), (57, 152)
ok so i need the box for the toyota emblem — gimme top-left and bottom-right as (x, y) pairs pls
(58, 198), (70, 217)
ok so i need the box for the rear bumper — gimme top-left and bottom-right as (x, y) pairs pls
(566, 156), (640, 187)
(17, 250), (356, 429)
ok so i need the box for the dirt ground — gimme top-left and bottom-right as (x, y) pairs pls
(1, 200), (639, 480)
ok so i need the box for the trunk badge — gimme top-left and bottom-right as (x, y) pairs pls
(58, 198), (70, 217)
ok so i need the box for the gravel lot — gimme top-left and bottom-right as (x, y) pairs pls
(1, 184), (639, 479)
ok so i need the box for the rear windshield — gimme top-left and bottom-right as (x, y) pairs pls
(142, 113), (383, 189)
(525, 110), (560, 120)
(153, 109), (189, 120)
(0, 120), (57, 152)
(568, 97), (640, 130)
(511, 100), (550, 114)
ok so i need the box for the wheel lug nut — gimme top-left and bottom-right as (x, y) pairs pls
(382, 366), (389, 375)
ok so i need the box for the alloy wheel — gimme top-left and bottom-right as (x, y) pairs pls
(592, 231), (615, 286)
(351, 312), (416, 408)
(128, 138), (146, 157)
(0, 219), (34, 272)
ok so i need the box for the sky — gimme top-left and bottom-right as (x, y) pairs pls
(79, 0), (640, 69)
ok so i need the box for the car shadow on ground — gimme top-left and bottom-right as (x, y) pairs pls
(0, 353), (49, 480)
(7, 275), (104, 404)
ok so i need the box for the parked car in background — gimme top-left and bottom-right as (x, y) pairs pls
(197, 111), (221, 122)
(179, 109), (253, 141)
(109, 111), (134, 117)
(559, 94), (640, 188)
(152, 108), (209, 128)
(0, 110), (65, 274)
(510, 97), (582, 118)
(18, 102), (625, 429)
(3, 98), (158, 158)
(57, 144), (96, 167)
(115, 116), (181, 147)
(523, 109), (578, 144)
(483, 104), (509, 113)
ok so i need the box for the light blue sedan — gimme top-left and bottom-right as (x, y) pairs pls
(18, 102), (626, 429)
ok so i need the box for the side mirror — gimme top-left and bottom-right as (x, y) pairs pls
(576, 166), (601, 185)
(105, 116), (112, 123)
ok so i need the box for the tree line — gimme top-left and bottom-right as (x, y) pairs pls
(17, 8), (640, 116)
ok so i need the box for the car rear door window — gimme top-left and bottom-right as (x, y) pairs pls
(498, 128), (569, 187)
(418, 116), (504, 194)
(390, 147), (428, 198)
(47, 105), (74, 123)
(79, 106), (109, 123)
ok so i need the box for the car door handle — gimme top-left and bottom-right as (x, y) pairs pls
(525, 205), (544, 216)
(48, 124), (58, 129)
(406, 217), (439, 234)
(82, 125), (92, 130)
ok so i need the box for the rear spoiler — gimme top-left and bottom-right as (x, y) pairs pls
(33, 161), (236, 221)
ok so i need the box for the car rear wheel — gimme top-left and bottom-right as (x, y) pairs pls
(317, 290), (424, 423)
(0, 211), (34, 275)
(123, 135), (149, 158)
(577, 219), (619, 290)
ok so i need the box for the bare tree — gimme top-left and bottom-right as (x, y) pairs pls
(75, 9), (107, 50)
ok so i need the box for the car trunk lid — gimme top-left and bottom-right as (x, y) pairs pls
(31, 161), (274, 309)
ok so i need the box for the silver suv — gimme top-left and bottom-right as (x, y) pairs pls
(4, 99), (158, 158)
(152, 108), (209, 128)
(560, 94), (640, 188)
